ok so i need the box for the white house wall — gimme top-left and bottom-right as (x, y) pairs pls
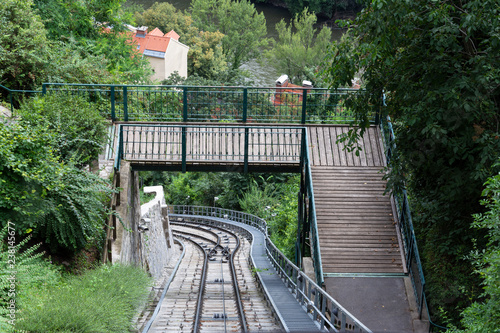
(164, 39), (189, 79)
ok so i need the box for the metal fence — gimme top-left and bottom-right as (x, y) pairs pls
(0, 84), (42, 113)
(169, 205), (372, 333)
(297, 127), (324, 285)
(379, 116), (427, 319)
(41, 83), (371, 124)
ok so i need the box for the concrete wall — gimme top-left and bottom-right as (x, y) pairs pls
(111, 161), (172, 280)
(140, 186), (173, 280)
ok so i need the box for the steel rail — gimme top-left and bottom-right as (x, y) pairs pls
(171, 222), (223, 251)
(174, 234), (208, 333)
(173, 223), (248, 332)
(142, 237), (186, 333)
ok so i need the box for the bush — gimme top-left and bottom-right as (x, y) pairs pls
(16, 264), (152, 332)
(18, 94), (109, 166)
(0, 121), (115, 252)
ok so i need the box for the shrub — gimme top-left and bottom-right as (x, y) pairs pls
(0, 121), (116, 252)
(18, 94), (109, 166)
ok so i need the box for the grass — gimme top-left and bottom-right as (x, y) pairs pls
(16, 264), (152, 333)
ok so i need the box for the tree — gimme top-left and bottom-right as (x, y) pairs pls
(451, 168), (500, 332)
(0, 0), (51, 91)
(322, 0), (500, 322)
(190, 0), (269, 70)
(267, 8), (332, 84)
(135, 2), (228, 79)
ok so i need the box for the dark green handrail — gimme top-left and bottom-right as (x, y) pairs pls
(0, 84), (41, 113)
(380, 116), (427, 320)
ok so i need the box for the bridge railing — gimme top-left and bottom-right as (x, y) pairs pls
(40, 83), (372, 124)
(115, 124), (303, 173)
(169, 205), (371, 333)
(379, 116), (427, 319)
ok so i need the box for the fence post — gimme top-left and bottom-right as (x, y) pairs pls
(242, 88), (248, 122)
(123, 86), (128, 122)
(42, 84), (47, 95)
(244, 127), (249, 173)
(9, 91), (13, 113)
(182, 126), (187, 172)
(301, 89), (308, 124)
(111, 86), (116, 121)
(183, 87), (188, 122)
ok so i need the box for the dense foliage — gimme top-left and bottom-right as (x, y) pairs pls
(0, 0), (152, 94)
(190, 0), (269, 70)
(140, 171), (299, 259)
(18, 95), (109, 166)
(323, 0), (500, 324)
(450, 168), (500, 332)
(0, 118), (115, 252)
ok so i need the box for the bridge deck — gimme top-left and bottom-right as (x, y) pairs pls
(308, 126), (404, 275)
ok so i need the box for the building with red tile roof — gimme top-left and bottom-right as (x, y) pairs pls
(129, 26), (189, 81)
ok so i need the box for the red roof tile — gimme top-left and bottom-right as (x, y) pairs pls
(149, 27), (164, 37)
(164, 30), (180, 41)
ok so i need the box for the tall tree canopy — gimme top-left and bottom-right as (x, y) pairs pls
(323, 0), (500, 322)
(267, 8), (332, 84)
(190, 0), (269, 70)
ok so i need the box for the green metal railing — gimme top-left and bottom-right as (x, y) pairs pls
(298, 127), (324, 285)
(41, 83), (370, 124)
(115, 124), (303, 172)
(379, 116), (427, 319)
(0, 84), (42, 113)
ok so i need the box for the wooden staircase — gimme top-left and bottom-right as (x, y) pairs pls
(307, 125), (404, 275)
(312, 166), (403, 274)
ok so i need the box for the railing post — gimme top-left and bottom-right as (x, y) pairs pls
(110, 86), (116, 121)
(242, 88), (248, 123)
(123, 86), (128, 122)
(301, 89), (307, 124)
(42, 84), (47, 95)
(183, 87), (188, 122)
(182, 126), (187, 172)
(9, 91), (13, 113)
(244, 127), (249, 173)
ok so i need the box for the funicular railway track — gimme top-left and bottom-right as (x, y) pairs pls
(144, 220), (280, 332)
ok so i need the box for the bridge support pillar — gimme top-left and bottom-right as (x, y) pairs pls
(112, 160), (143, 266)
